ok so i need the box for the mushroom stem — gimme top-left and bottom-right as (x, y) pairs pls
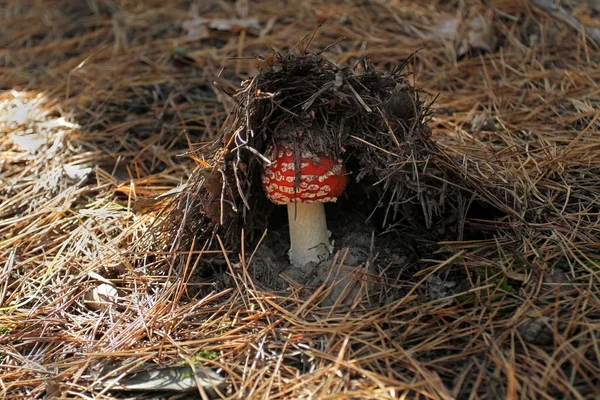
(287, 202), (332, 269)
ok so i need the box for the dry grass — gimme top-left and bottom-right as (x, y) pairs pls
(1, 0), (599, 399)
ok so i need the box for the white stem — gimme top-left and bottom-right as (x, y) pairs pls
(287, 202), (332, 269)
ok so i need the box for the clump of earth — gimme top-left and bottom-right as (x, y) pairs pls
(241, 207), (410, 307)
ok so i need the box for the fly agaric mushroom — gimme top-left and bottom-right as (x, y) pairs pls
(262, 144), (347, 269)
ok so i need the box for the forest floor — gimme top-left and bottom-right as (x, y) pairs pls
(1, 0), (599, 399)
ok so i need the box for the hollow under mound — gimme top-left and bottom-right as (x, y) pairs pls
(145, 49), (504, 299)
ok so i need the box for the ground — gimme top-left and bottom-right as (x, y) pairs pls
(1, 0), (599, 399)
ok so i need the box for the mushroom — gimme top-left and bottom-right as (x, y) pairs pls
(262, 144), (347, 269)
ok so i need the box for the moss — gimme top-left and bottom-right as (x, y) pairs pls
(457, 266), (519, 307)
(194, 349), (219, 361)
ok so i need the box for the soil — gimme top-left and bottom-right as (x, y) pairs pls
(214, 202), (415, 307)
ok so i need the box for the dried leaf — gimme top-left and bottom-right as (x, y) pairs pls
(84, 283), (119, 311)
(98, 363), (225, 395)
(433, 13), (497, 57)
(62, 164), (92, 181)
(183, 17), (261, 40)
(10, 132), (49, 153)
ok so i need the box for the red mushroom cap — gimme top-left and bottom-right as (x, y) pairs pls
(262, 144), (346, 204)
